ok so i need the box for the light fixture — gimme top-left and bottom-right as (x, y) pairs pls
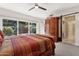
(35, 6), (38, 8)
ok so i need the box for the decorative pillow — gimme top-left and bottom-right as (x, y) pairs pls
(0, 30), (4, 47)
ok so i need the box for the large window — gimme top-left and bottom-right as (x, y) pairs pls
(19, 21), (28, 34)
(3, 19), (17, 36)
(2, 19), (37, 36)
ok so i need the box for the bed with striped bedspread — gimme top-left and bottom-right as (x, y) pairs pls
(0, 34), (55, 56)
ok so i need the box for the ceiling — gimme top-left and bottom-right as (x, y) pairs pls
(0, 3), (79, 19)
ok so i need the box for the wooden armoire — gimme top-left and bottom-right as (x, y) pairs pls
(45, 16), (61, 42)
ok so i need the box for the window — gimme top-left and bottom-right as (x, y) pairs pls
(19, 21), (28, 34)
(3, 19), (17, 36)
(30, 23), (36, 34)
(2, 19), (37, 36)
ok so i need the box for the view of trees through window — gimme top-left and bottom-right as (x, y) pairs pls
(3, 19), (37, 36)
(30, 23), (36, 34)
(3, 19), (17, 36)
(19, 21), (28, 34)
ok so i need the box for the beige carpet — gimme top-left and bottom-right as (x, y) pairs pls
(55, 42), (79, 56)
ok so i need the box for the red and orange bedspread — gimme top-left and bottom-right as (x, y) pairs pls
(0, 34), (55, 56)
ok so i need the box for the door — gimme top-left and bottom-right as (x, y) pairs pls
(62, 15), (75, 44)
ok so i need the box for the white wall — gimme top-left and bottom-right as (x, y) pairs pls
(39, 21), (45, 34)
(0, 7), (45, 34)
(75, 14), (79, 46)
(0, 18), (3, 30)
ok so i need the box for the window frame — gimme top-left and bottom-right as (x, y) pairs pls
(2, 18), (37, 36)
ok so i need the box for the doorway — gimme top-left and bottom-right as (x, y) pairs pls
(62, 15), (75, 45)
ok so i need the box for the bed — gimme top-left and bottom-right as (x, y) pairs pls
(0, 34), (55, 56)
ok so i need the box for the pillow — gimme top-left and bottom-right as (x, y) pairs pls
(0, 30), (4, 47)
